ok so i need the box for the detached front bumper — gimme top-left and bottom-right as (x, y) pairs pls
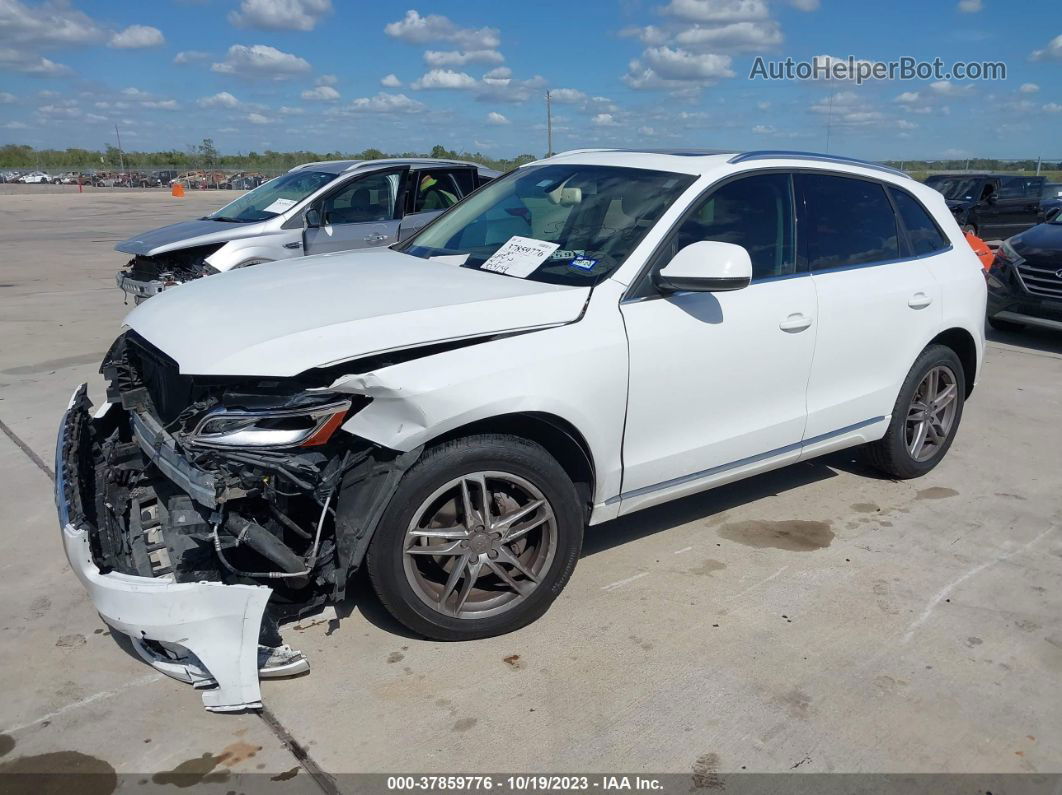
(116, 272), (170, 304)
(55, 385), (278, 712)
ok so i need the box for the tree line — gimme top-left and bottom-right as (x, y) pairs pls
(0, 139), (539, 174)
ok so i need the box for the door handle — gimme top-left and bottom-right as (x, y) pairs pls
(779, 313), (812, 332)
(363, 233), (388, 242)
(908, 292), (933, 309)
(283, 241), (301, 249)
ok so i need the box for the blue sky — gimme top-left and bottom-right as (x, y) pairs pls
(0, 0), (1059, 160)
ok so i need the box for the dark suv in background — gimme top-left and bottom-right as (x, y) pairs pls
(925, 173), (1045, 239)
(986, 212), (1062, 334)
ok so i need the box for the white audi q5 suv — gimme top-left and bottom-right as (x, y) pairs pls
(56, 149), (986, 710)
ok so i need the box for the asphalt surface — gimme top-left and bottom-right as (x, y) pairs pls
(0, 185), (1059, 788)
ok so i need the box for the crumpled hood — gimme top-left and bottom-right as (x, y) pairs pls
(115, 219), (269, 256)
(125, 248), (590, 377)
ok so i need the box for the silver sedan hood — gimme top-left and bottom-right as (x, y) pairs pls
(125, 248), (590, 377)
(115, 218), (270, 256)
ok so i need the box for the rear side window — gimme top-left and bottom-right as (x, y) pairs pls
(800, 173), (899, 270)
(450, 169), (475, 196)
(889, 188), (949, 256)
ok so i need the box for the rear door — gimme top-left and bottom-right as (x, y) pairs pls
(988, 176), (1044, 237)
(799, 172), (943, 441)
(302, 167), (408, 255)
(398, 168), (472, 240)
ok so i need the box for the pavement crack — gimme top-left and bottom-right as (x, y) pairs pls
(0, 416), (54, 482)
(258, 706), (339, 795)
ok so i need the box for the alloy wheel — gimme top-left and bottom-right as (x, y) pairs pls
(402, 471), (557, 619)
(905, 365), (959, 462)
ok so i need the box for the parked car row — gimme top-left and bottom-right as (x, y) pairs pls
(60, 148), (989, 712)
(0, 168), (273, 188)
(922, 173), (1062, 335)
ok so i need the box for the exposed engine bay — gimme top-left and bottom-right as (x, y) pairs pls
(58, 330), (422, 709)
(116, 244), (222, 304)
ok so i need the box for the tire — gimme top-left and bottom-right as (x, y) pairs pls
(367, 434), (584, 641)
(988, 317), (1024, 333)
(865, 344), (965, 479)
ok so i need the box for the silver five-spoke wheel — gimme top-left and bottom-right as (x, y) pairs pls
(905, 365), (958, 462)
(403, 471), (557, 619)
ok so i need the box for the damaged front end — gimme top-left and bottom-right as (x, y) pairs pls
(55, 331), (419, 711)
(116, 245), (222, 304)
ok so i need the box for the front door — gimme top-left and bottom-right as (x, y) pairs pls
(303, 168), (407, 255)
(619, 172), (817, 512)
(398, 168), (469, 240)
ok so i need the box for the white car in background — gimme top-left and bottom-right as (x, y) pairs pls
(113, 157), (499, 303)
(17, 171), (52, 183)
(57, 149), (986, 711)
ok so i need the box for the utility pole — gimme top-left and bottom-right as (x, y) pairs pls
(115, 124), (125, 174)
(1036, 156), (1042, 175)
(546, 90), (553, 158)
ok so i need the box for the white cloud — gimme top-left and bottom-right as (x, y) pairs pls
(486, 111), (509, 125)
(141, 99), (179, 110)
(1043, 102), (1062, 113)
(788, 0), (819, 9)
(423, 49), (503, 67)
(1031, 34), (1062, 61)
(174, 50), (209, 64)
(279, 105), (304, 115)
(380, 73), (402, 87)
(638, 125), (655, 135)
(301, 84), (339, 101)
(549, 88), (587, 103)
(410, 68), (477, 90)
(624, 47), (734, 89)
(121, 87), (149, 97)
(0, 47), (72, 76)
(229, 0), (332, 31)
(482, 66), (511, 85)
(198, 91), (242, 108)
(247, 111), (272, 124)
(674, 20), (782, 51)
(212, 44), (312, 79)
(0, 0), (106, 47)
(660, 0), (769, 23)
(897, 119), (918, 129)
(109, 25), (165, 49)
(384, 10), (500, 49)
(4, 120), (28, 128)
(0, 91), (14, 103)
(592, 113), (617, 126)
(957, 0), (983, 11)
(316, 73), (337, 86)
(619, 25), (671, 46)
(752, 123), (775, 133)
(1019, 82), (1039, 94)
(347, 92), (424, 113)
(929, 80), (974, 96)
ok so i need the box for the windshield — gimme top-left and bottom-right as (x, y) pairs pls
(399, 164), (696, 286)
(1042, 184), (1062, 200)
(926, 176), (983, 202)
(208, 170), (337, 222)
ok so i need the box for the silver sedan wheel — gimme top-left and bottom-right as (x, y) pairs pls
(905, 365), (959, 462)
(402, 471), (558, 620)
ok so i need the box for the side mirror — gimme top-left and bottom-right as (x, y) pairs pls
(654, 241), (752, 294)
(304, 208), (322, 228)
(985, 194), (997, 205)
(1045, 207), (1060, 222)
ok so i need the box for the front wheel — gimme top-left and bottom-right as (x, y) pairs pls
(865, 345), (965, 479)
(367, 434), (584, 641)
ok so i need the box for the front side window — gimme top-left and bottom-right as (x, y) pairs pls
(672, 173), (795, 281)
(412, 170), (462, 213)
(208, 170), (337, 223)
(321, 170), (402, 225)
(800, 173), (899, 271)
(400, 164), (696, 286)
(889, 187), (949, 256)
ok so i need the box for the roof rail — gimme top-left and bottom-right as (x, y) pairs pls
(728, 150), (910, 178)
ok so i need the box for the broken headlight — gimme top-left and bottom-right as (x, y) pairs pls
(187, 399), (352, 449)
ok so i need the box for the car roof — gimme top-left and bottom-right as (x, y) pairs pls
(537, 148), (912, 181)
(290, 158), (498, 176)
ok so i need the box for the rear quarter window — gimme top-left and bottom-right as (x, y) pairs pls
(799, 173), (899, 270)
(889, 187), (950, 256)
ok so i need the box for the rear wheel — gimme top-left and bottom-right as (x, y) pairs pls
(988, 316), (1024, 333)
(865, 345), (965, 479)
(367, 434), (583, 640)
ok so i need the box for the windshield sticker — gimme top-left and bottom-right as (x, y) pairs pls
(480, 236), (559, 278)
(429, 253), (470, 266)
(549, 249), (584, 261)
(263, 197), (297, 214)
(569, 256), (597, 271)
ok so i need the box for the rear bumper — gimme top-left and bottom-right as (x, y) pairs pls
(55, 385), (274, 712)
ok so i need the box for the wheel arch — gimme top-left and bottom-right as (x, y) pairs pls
(426, 412), (597, 521)
(928, 326), (978, 398)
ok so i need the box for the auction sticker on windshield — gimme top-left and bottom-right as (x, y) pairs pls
(480, 236), (560, 278)
(263, 197), (297, 214)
